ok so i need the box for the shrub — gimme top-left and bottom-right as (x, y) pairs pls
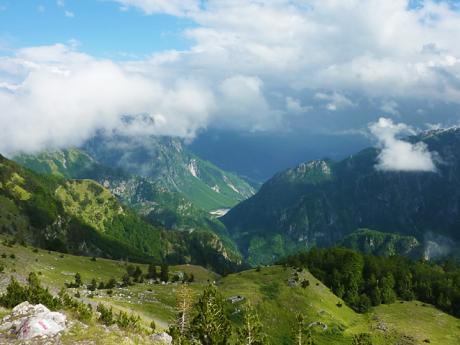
(0, 273), (61, 310)
(97, 303), (114, 326)
(105, 278), (117, 289)
(150, 320), (156, 333)
(88, 279), (97, 291)
(116, 310), (142, 331)
(301, 280), (310, 288)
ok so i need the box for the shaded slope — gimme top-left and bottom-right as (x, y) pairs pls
(223, 128), (460, 264)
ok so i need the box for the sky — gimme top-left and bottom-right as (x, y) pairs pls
(0, 0), (460, 178)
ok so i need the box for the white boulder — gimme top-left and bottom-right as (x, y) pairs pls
(151, 332), (173, 345)
(1, 301), (66, 340)
(17, 315), (65, 340)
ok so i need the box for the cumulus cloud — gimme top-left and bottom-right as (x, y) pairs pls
(314, 92), (355, 111)
(369, 117), (436, 172)
(216, 75), (280, 131)
(2, 0), (460, 154)
(0, 44), (215, 155)
(113, 0), (460, 101)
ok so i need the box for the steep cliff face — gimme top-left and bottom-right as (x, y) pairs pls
(223, 128), (460, 264)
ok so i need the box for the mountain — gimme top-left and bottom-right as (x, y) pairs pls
(83, 135), (255, 211)
(339, 229), (421, 258)
(223, 127), (460, 265)
(14, 147), (241, 257)
(0, 154), (241, 273)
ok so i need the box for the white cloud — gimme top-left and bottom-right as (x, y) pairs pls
(380, 100), (400, 116)
(65, 10), (74, 18)
(369, 117), (437, 172)
(57, 0), (65, 7)
(0, 44), (215, 155)
(314, 92), (355, 111)
(3, 1), (460, 153)
(217, 75), (280, 131)
(113, 0), (200, 16)
(113, 0), (460, 103)
(285, 97), (312, 113)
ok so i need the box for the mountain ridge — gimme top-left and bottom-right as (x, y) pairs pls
(223, 127), (460, 264)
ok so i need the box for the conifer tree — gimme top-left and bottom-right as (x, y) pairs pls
(294, 314), (305, 345)
(160, 264), (169, 282)
(190, 284), (232, 345)
(88, 278), (97, 291)
(237, 303), (269, 345)
(293, 314), (315, 345)
(148, 263), (157, 279)
(133, 266), (143, 282)
(170, 284), (194, 345)
(75, 272), (82, 287)
(177, 284), (194, 334)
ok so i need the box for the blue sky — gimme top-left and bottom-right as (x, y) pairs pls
(0, 0), (195, 57)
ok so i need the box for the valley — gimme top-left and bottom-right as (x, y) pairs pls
(0, 238), (459, 344)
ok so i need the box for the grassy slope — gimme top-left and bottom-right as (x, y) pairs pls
(182, 157), (255, 211)
(14, 149), (96, 179)
(14, 148), (252, 212)
(0, 239), (458, 344)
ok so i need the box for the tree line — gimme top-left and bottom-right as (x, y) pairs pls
(279, 247), (460, 316)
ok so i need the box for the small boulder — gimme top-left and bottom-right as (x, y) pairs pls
(151, 332), (173, 345)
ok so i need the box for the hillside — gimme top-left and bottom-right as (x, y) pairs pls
(83, 135), (255, 211)
(339, 229), (421, 258)
(223, 128), (460, 264)
(14, 148), (242, 260)
(0, 240), (459, 344)
(0, 155), (241, 273)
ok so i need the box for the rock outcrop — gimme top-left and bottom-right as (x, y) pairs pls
(0, 302), (66, 342)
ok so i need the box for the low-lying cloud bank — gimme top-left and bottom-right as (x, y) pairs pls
(369, 118), (437, 172)
(0, 44), (216, 154)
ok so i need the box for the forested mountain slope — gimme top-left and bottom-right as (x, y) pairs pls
(223, 128), (460, 264)
(0, 155), (241, 273)
(14, 148), (242, 259)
